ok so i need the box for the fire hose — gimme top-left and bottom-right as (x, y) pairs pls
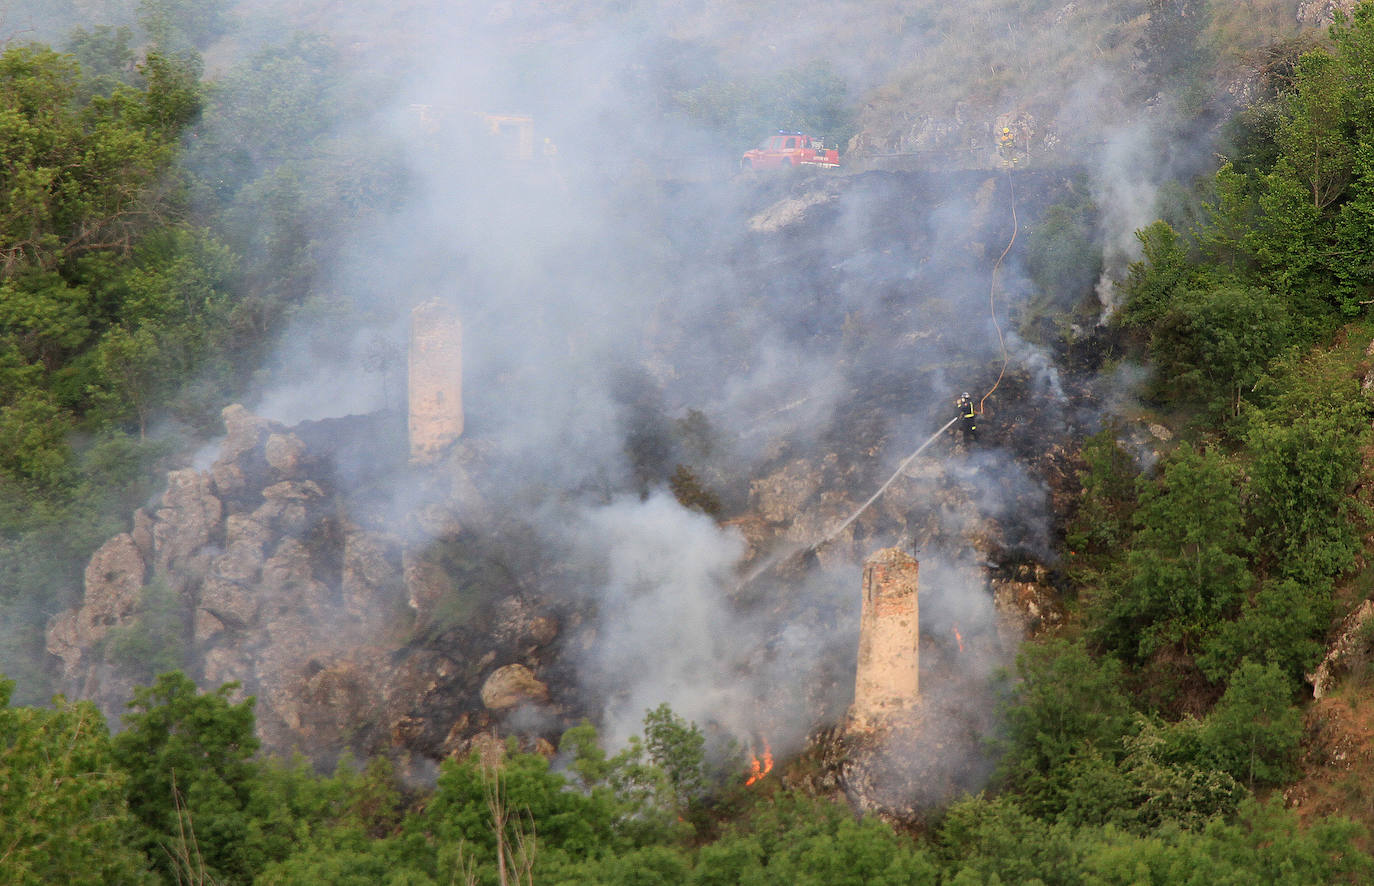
(736, 169), (1019, 584)
(811, 168), (1019, 549)
(812, 415), (959, 550)
(735, 416), (959, 591)
(978, 166), (1017, 415)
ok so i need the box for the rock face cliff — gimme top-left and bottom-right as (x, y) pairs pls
(46, 391), (1064, 775)
(47, 404), (561, 766)
(48, 169), (1080, 781)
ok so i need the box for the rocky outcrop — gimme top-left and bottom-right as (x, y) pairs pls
(992, 563), (1064, 643)
(47, 404), (562, 766)
(1298, 0), (1359, 26)
(747, 185), (841, 233)
(1309, 600), (1374, 699)
(46, 533), (148, 702)
(480, 664), (550, 711)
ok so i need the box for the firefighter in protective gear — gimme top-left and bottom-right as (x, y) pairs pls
(998, 126), (1016, 168)
(955, 392), (978, 441)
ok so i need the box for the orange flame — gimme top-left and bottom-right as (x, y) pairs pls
(954, 627), (964, 653)
(745, 741), (774, 786)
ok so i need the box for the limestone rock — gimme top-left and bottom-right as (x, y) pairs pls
(45, 533), (147, 685)
(210, 539), (264, 585)
(751, 458), (821, 523)
(527, 615), (558, 647)
(210, 461), (248, 498)
(253, 481), (323, 537)
(480, 664), (549, 711)
(153, 469), (222, 577)
(265, 432), (307, 476)
(80, 533), (148, 625)
(342, 530), (403, 618)
(194, 609), (227, 644)
(440, 458), (490, 527)
(465, 731), (508, 767)
(284, 658), (379, 748)
(838, 702), (994, 819)
(50, 401), (516, 764)
(212, 405), (274, 496)
(225, 513), (273, 552)
(492, 597), (559, 649)
(992, 574), (1063, 642)
(220, 404), (273, 460)
(1309, 600), (1374, 699)
(748, 185), (840, 233)
(261, 479), (325, 501)
(1298, 0), (1358, 25)
(202, 646), (252, 689)
(260, 538), (330, 611)
(131, 508), (155, 560)
(403, 548), (450, 623)
(200, 576), (259, 628)
(413, 502), (462, 539)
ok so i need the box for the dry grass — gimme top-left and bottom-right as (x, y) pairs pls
(1289, 691), (1374, 853)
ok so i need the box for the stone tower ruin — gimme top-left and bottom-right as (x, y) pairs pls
(850, 547), (920, 730)
(408, 299), (463, 463)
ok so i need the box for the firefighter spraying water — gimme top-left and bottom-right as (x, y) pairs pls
(955, 392), (977, 442)
(735, 134), (1021, 592)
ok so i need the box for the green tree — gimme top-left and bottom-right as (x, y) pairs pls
(134, 51), (204, 135)
(1115, 220), (1198, 327)
(1199, 660), (1302, 788)
(1276, 50), (1354, 212)
(996, 639), (1136, 817)
(935, 793), (1081, 884)
(0, 45), (179, 274)
(137, 0), (230, 54)
(1247, 159), (1329, 301)
(111, 672), (260, 883)
(559, 720), (682, 848)
(87, 325), (166, 437)
(1059, 717), (1244, 833)
(100, 580), (186, 682)
(1331, 141), (1374, 317)
(698, 794), (935, 886)
(1142, 0), (1212, 97)
(1198, 578), (1330, 685)
(411, 744), (621, 879)
(549, 845), (693, 886)
(1065, 427), (1139, 584)
(0, 389), (73, 486)
(65, 26), (137, 91)
(0, 678), (154, 884)
(1245, 404), (1366, 582)
(643, 702), (707, 810)
(1026, 199), (1102, 313)
(1095, 445), (1252, 660)
(1146, 284), (1290, 416)
(0, 270), (94, 370)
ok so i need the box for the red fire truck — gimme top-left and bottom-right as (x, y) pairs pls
(741, 131), (840, 170)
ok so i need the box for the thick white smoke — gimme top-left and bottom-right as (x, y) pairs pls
(32, 0), (1215, 785)
(571, 492), (749, 744)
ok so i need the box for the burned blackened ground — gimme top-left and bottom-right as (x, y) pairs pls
(50, 165), (1103, 777)
(327, 166), (1101, 764)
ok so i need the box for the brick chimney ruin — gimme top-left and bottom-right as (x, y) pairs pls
(408, 299), (463, 463)
(850, 547), (920, 730)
